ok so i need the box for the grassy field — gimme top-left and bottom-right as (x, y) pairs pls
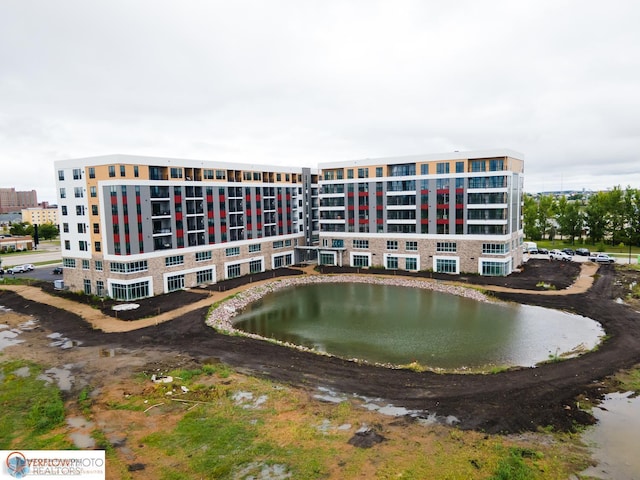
(0, 358), (597, 479)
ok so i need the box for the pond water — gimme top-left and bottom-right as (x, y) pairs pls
(233, 282), (604, 369)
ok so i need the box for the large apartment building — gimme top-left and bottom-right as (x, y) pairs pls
(316, 149), (524, 276)
(54, 149), (523, 300)
(54, 154), (319, 300)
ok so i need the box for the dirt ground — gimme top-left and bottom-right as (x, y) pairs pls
(1, 259), (640, 435)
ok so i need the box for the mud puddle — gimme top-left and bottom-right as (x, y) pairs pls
(581, 391), (640, 479)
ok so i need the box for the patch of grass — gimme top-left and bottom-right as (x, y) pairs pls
(78, 387), (93, 416)
(488, 447), (541, 480)
(0, 360), (66, 448)
(536, 281), (556, 290)
(615, 365), (640, 394)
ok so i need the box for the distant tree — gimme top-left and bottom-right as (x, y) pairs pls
(37, 223), (59, 241)
(523, 194), (541, 240)
(9, 222), (33, 237)
(584, 192), (609, 245)
(537, 194), (555, 240)
(556, 196), (583, 244)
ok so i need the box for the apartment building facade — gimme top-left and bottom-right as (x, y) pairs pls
(22, 206), (59, 226)
(54, 155), (319, 300)
(54, 150), (523, 300)
(316, 150), (524, 276)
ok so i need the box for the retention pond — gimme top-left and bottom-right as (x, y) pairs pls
(232, 281), (604, 369)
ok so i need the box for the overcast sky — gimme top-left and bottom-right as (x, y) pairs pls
(1, 0), (639, 203)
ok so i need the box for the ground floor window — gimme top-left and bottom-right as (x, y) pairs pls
(196, 269), (213, 284)
(386, 256), (398, 269)
(319, 252), (336, 266)
(227, 263), (241, 279)
(96, 280), (105, 297)
(249, 259), (262, 273)
(167, 274), (185, 292)
(111, 281), (150, 301)
(405, 257), (417, 271)
(83, 279), (91, 295)
(481, 261), (509, 276)
(352, 254), (369, 268)
(273, 254), (293, 268)
(435, 258), (457, 274)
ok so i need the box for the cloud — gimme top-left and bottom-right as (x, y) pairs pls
(1, 0), (639, 202)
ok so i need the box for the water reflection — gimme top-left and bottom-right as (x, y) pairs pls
(233, 283), (603, 368)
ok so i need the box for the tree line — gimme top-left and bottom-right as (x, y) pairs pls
(523, 186), (640, 246)
(5, 222), (59, 241)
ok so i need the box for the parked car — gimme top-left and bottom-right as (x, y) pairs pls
(550, 249), (572, 261)
(575, 248), (590, 256)
(7, 265), (27, 274)
(52, 267), (63, 274)
(561, 248), (575, 256)
(22, 264), (35, 271)
(538, 248), (549, 255)
(588, 253), (616, 264)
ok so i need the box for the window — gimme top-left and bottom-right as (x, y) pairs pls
(95, 242), (101, 252)
(95, 260), (103, 271)
(134, 165), (139, 177)
(78, 241), (88, 251)
(82, 259), (90, 270)
(436, 163), (450, 174)
(319, 252), (336, 266)
(195, 251), (212, 261)
(357, 168), (368, 179)
(482, 243), (508, 255)
(420, 164), (429, 175)
(376, 167), (383, 177)
(347, 169), (354, 179)
(386, 256), (398, 269)
(61, 206), (67, 216)
(165, 255), (184, 266)
(386, 240), (398, 250)
(60, 188), (66, 199)
(249, 244), (261, 253)
(331, 239), (344, 248)
(108, 165), (116, 177)
(249, 259), (262, 273)
(93, 223), (99, 234)
(96, 281), (105, 297)
(63, 223), (69, 233)
(111, 281), (150, 301)
(470, 160), (486, 172)
(91, 205), (98, 215)
(489, 159), (504, 171)
(482, 261), (508, 276)
(353, 239), (369, 249)
(456, 161), (464, 173)
(272, 241), (284, 249)
(405, 257), (417, 270)
(73, 187), (83, 198)
(227, 264), (241, 279)
(167, 274), (185, 292)
(58, 170), (65, 181)
(436, 258), (457, 273)
(120, 165), (126, 177)
(90, 186), (96, 198)
(352, 254), (369, 268)
(224, 247), (239, 257)
(196, 269), (214, 284)
(170, 167), (183, 179)
(436, 242), (457, 252)
(77, 223), (86, 234)
(76, 205), (85, 215)
(73, 168), (82, 180)
(63, 258), (76, 268)
(88, 167), (95, 178)
(405, 241), (417, 251)
(64, 240), (70, 250)
(110, 261), (148, 273)
(84, 279), (91, 295)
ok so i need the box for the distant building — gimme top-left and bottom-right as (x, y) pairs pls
(0, 188), (38, 213)
(22, 206), (59, 226)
